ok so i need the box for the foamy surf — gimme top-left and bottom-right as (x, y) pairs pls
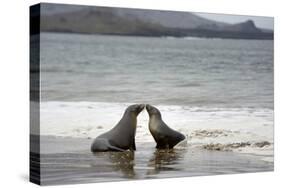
(38, 101), (273, 161)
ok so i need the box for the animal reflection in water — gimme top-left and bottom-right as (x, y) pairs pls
(92, 149), (186, 178)
(146, 149), (186, 175)
(92, 151), (135, 178)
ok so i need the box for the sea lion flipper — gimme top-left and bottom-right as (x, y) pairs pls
(107, 143), (127, 152)
(156, 143), (162, 149)
(131, 139), (136, 151)
(156, 143), (160, 149)
(108, 146), (126, 152)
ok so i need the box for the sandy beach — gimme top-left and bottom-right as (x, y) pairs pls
(32, 135), (273, 185)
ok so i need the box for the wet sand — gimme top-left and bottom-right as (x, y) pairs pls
(37, 135), (273, 185)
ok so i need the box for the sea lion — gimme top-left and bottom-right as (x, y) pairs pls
(91, 104), (145, 152)
(146, 104), (186, 149)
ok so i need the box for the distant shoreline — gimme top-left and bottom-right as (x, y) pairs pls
(32, 3), (273, 41)
(39, 31), (273, 40)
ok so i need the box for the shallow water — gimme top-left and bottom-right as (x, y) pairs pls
(39, 136), (273, 185)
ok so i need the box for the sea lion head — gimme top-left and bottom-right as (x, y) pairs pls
(146, 104), (161, 118)
(125, 104), (145, 116)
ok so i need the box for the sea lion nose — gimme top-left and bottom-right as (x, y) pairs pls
(140, 104), (145, 109)
(146, 104), (151, 110)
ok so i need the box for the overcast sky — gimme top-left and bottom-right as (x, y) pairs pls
(195, 13), (274, 30)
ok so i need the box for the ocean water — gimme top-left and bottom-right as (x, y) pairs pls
(39, 33), (273, 162)
(40, 33), (273, 108)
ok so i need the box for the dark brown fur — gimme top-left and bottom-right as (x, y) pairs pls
(146, 104), (186, 149)
(91, 104), (145, 152)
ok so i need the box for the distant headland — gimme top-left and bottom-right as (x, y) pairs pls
(33, 3), (273, 40)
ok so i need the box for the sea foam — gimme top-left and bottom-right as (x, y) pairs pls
(38, 101), (273, 161)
